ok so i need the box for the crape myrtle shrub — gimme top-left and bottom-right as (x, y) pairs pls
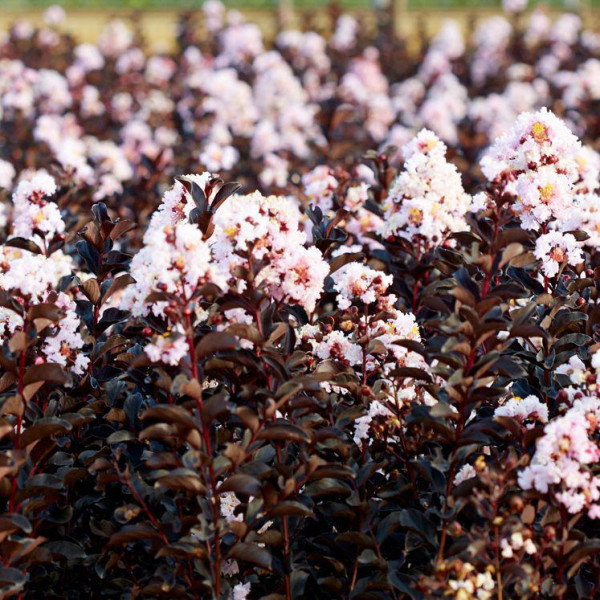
(2, 2), (600, 600)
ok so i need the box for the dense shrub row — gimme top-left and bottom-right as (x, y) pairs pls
(0, 2), (600, 599)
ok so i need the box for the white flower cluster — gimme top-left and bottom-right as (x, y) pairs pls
(0, 246), (71, 301)
(0, 159), (16, 191)
(212, 190), (328, 313)
(257, 246), (329, 314)
(144, 325), (188, 366)
(353, 400), (393, 445)
(533, 231), (583, 277)
(454, 464), (477, 486)
(306, 328), (362, 367)
(471, 17), (512, 86)
(446, 562), (495, 600)
(494, 394), (549, 428)
(331, 263), (393, 310)
(11, 170), (63, 243)
(302, 166), (339, 212)
(339, 49), (394, 143)
(42, 292), (89, 375)
(500, 531), (537, 558)
(469, 80), (548, 142)
(379, 129), (471, 250)
(123, 174), (330, 321)
(251, 51), (325, 160)
(518, 394), (600, 517)
(517, 350), (600, 518)
(480, 108), (582, 231)
(122, 221), (218, 318)
(0, 172), (87, 375)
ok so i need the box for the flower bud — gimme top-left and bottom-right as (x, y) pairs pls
(449, 521), (462, 536)
(509, 496), (524, 513)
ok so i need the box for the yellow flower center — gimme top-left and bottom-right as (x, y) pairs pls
(409, 208), (423, 225)
(559, 436), (571, 453)
(531, 121), (547, 142)
(539, 184), (554, 203)
(173, 255), (185, 270)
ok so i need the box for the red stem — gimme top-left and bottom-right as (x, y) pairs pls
(184, 307), (222, 595)
(122, 467), (168, 546)
(9, 351), (27, 513)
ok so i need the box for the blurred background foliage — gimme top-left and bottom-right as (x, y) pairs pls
(0, 0), (595, 10)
